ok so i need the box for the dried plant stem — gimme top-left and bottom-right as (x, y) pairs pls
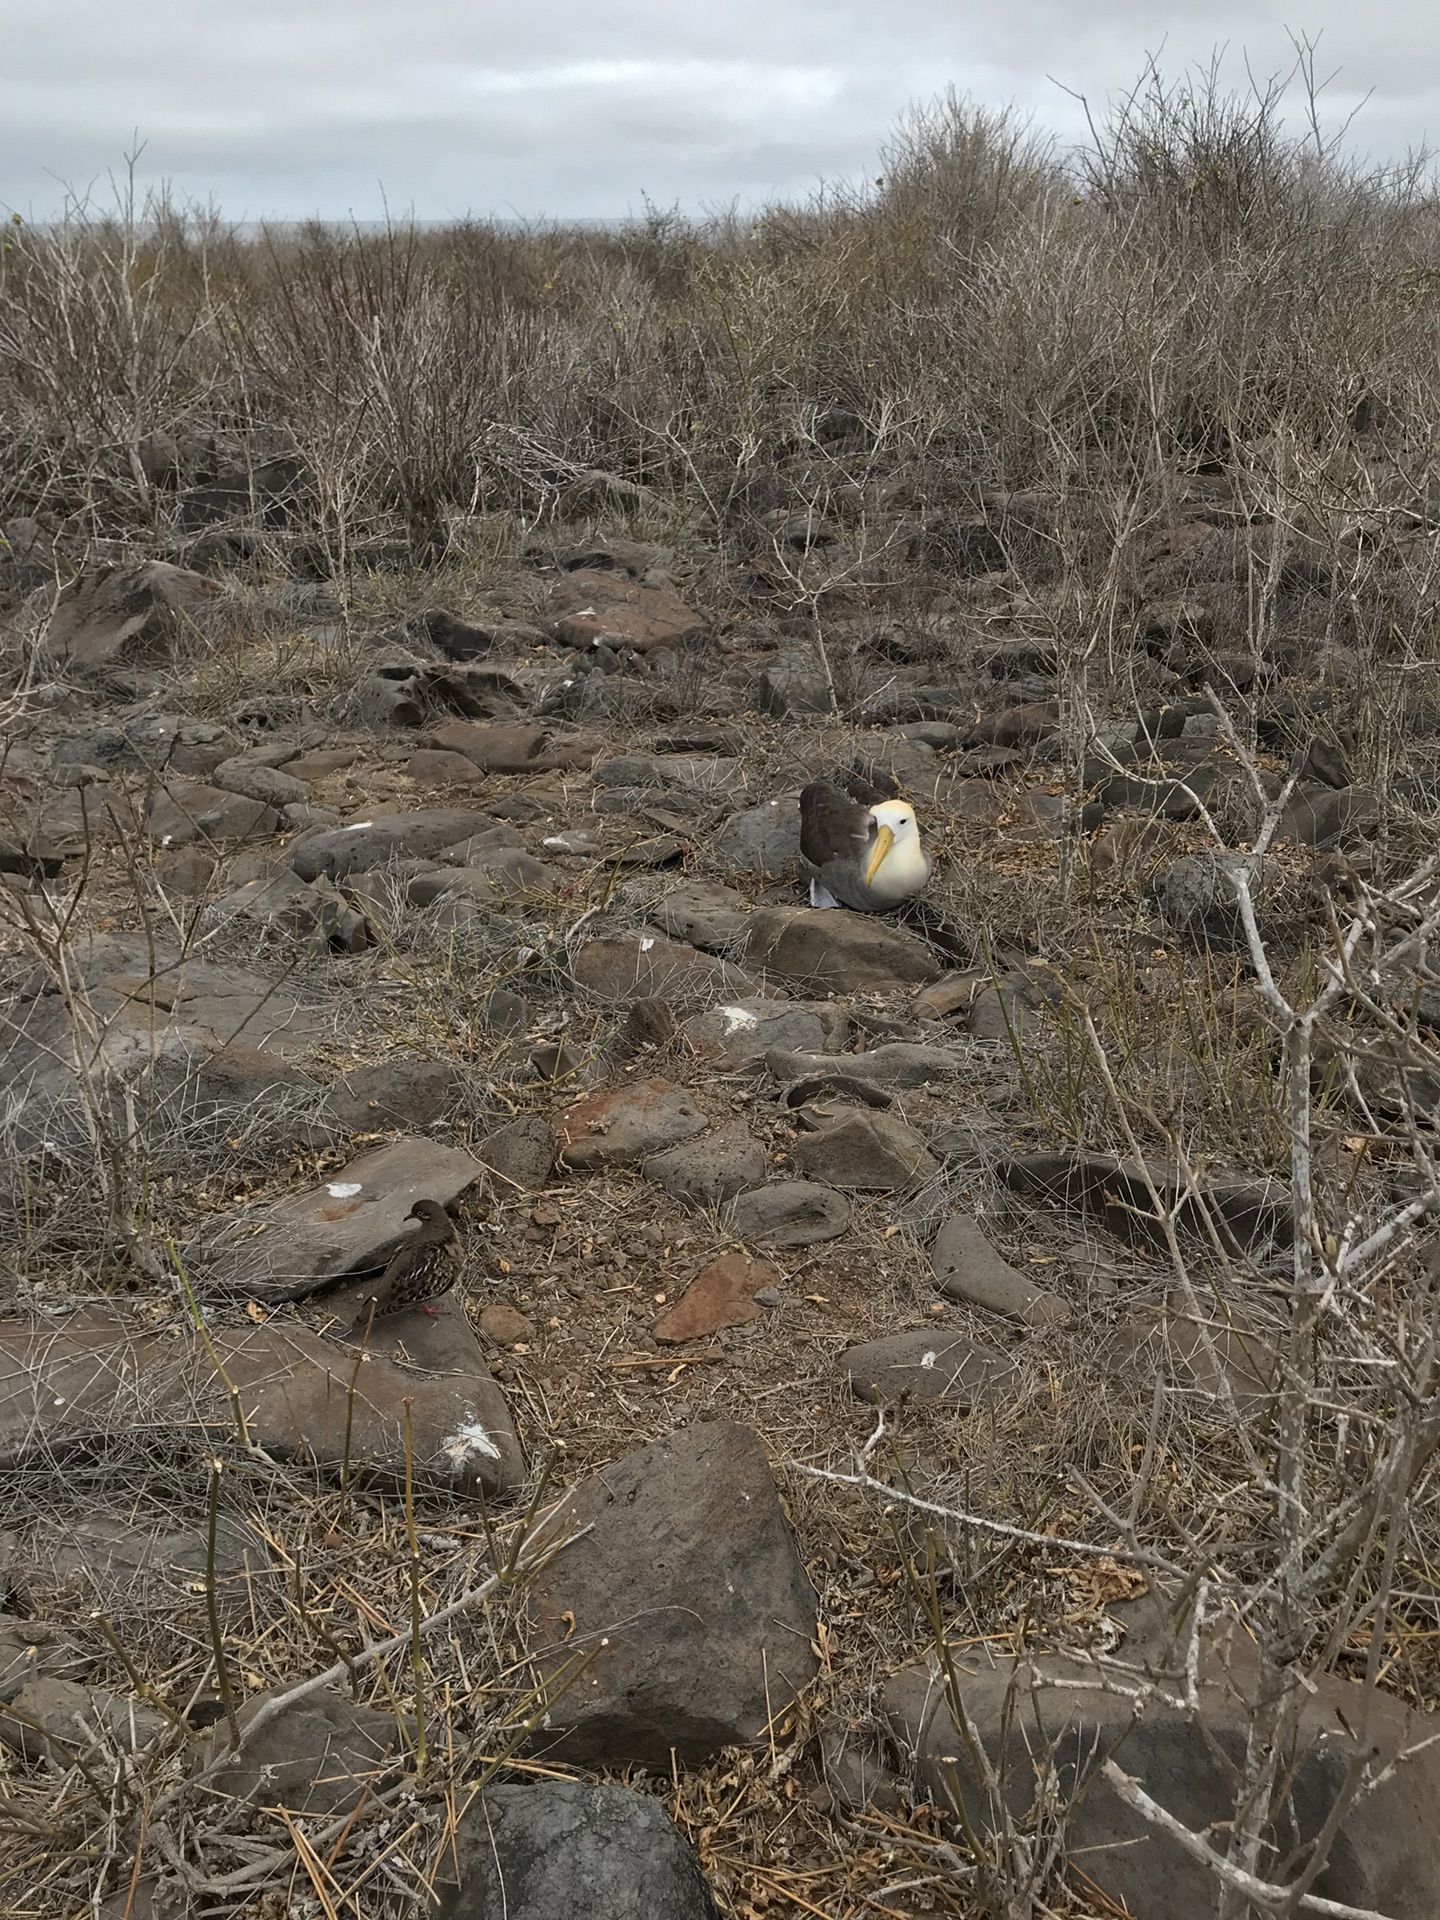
(204, 1459), (241, 1751)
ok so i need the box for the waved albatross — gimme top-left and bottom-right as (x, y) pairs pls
(799, 779), (931, 912)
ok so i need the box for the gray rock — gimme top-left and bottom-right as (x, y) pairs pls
(55, 713), (239, 777)
(653, 878), (753, 952)
(207, 869), (368, 950)
(1152, 853), (1262, 948)
(556, 1079), (708, 1169)
(0, 1619), (94, 1703)
(179, 454), (308, 531)
(197, 1684), (406, 1817)
(436, 1780), (719, 1920)
(682, 999), (842, 1068)
(756, 656), (834, 717)
(1299, 736), (1352, 789)
(1277, 784), (1381, 849)
(480, 987), (530, 1036)
(711, 796), (803, 877)
(526, 1422), (818, 1767)
(292, 810), (504, 881)
(44, 562), (220, 674)
(999, 1150), (1292, 1257)
(841, 1328), (1013, 1407)
(8, 1515), (269, 1625)
(147, 780), (279, 847)
(766, 1042), (963, 1091)
(745, 907), (940, 994)
(407, 850), (555, 906)
(571, 932), (762, 1005)
(930, 1213), (1071, 1326)
(0, 1305), (523, 1498)
(793, 1110), (938, 1190)
(281, 801), (343, 831)
(186, 1136), (486, 1297)
(820, 1720), (904, 1814)
(729, 1181), (851, 1246)
(476, 1115), (557, 1191)
(593, 754), (741, 796)
(326, 1059), (456, 1133)
(0, 1677), (168, 1763)
(646, 1118), (767, 1207)
(885, 1600), (1440, 1920)
(211, 758), (311, 807)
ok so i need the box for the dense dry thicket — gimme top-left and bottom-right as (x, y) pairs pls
(5, 70), (1440, 568)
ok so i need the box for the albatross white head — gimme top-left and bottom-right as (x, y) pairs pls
(863, 800), (929, 898)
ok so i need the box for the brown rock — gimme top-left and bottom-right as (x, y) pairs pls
(147, 780), (279, 847)
(963, 701), (1059, 748)
(284, 748), (360, 782)
(549, 570), (704, 653)
(556, 1080), (707, 1169)
(913, 971), (985, 1020)
(654, 1253), (779, 1342)
(480, 1304), (537, 1348)
(429, 721), (597, 773)
(153, 846), (217, 897)
(406, 747), (487, 785)
(744, 906), (940, 993)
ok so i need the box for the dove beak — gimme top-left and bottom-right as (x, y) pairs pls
(863, 824), (895, 888)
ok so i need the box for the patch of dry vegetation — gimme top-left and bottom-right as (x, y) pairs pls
(5, 50), (1440, 1920)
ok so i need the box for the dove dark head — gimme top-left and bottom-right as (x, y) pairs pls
(407, 1199), (452, 1228)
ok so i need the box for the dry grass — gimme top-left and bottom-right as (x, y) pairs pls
(5, 54), (1440, 1920)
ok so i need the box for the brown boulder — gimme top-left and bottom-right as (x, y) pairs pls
(428, 721), (596, 773)
(45, 561), (221, 674)
(549, 570), (703, 652)
(744, 907), (940, 993)
(556, 1080), (707, 1169)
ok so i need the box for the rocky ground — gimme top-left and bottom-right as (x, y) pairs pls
(2, 487), (1439, 1919)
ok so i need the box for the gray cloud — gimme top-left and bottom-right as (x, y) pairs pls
(2, 1), (1436, 222)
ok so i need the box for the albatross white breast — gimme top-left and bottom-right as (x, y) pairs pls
(799, 780), (932, 912)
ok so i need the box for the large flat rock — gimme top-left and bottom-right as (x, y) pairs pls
(885, 1599), (1440, 1920)
(0, 1304), (522, 1497)
(744, 906), (940, 993)
(571, 931), (762, 1004)
(291, 809), (504, 881)
(187, 1137), (485, 1297)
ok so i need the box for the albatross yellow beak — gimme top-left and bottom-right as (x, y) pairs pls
(863, 824), (895, 888)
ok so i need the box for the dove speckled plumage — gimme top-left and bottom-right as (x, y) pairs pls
(359, 1199), (463, 1320)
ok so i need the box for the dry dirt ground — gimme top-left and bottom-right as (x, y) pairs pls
(1, 507), (1438, 1918)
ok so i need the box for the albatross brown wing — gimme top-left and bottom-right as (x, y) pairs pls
(799, 780), (872, 869)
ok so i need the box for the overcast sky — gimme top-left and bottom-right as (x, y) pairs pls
(2, 2), (1436, 224)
